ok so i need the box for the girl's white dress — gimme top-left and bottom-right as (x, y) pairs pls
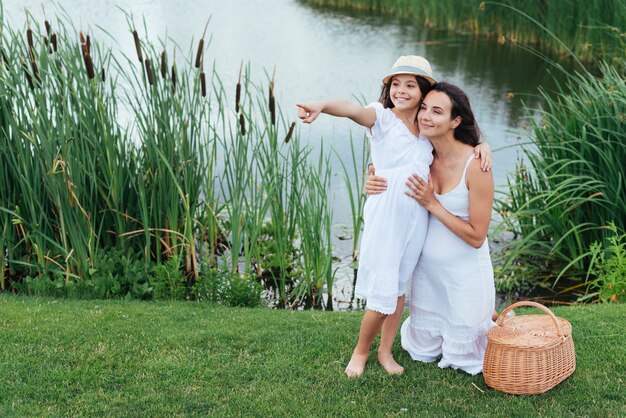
(400, 154), (495, 375)
(355, 102), (433, 314)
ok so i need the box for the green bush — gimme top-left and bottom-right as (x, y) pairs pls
(150, 256), (187, 300)
(193, 264), (263, 308)
(583, 223), (626, 303)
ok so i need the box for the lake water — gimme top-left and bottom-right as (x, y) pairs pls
(2, 0), (570, 308)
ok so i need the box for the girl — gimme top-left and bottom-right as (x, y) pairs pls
(297, 56), (491, 377)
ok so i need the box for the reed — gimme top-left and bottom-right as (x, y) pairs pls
(299, 0), (625, 64)
(1, 7), (341, 308)
(495, 61), (626, 294)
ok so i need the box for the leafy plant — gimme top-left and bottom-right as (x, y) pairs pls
(582, 223), (626, 303)
(150, 256), (186, 300)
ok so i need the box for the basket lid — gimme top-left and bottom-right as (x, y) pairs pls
(487, 314), (572, 349)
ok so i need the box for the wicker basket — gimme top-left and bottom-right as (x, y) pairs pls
(483, 301), (576, 395)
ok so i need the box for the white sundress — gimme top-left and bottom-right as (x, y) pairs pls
(355, 102), (434, 314)
(400, 154), (495, 375)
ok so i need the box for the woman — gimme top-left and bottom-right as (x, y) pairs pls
(366, 81), (495, 375)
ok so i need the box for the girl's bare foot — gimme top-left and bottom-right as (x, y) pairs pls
(345, 352), (369, 377)
(377, 352), (404, 375)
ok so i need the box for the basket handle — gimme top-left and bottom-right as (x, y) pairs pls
(497, 301), (564, 338)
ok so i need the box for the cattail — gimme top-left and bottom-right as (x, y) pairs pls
(239, 112), (246, 136)
(21, 59), (34, 90)
(80, 31), (86, 45)
(145, 58), (154, 86)
(26, 28), (34, 52)
(200, 72), (206, 97)
(132, 29), (143, 62)
(160, 50), (167, 79)
(43, 35), (52, 54)
(86, 35), (91, 54)
(82, 44), (95, 79)
(101, 66), (106, 82)
(235, 61), (242, 113)
(30, 57), (40, 82)
(194, 38), (204, 69)
(269, 95), (276, 126)
(45, 20), (51, 36)
(51, 33), (58, 52)
(195, 17), (211, 68)
(284, 122), (296, 144)
(171, 64), (177, 93)
(269, 68), (276, 125)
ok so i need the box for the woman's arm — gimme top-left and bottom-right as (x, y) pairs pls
(405, 161), (494, 248)
(296, 100), (376, 128)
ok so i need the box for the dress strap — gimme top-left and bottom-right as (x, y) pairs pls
(459, 154), (475, 190)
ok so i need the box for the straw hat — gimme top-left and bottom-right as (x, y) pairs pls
(382, 55), (436, 86)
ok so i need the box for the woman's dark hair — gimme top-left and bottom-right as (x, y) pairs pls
(378, 75), (432, 111)
(430, 81), (481, 146)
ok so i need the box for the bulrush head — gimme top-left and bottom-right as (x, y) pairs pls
(30, 56), (40, 82)
(82, 44), (95, 79)
(101, 66), (106, 82)
(235, 61), (242, 113)
(269, 68), (276, 126)
(200, 72), (206, 97)
(239, 112), (246, 136)
(132, 29), (143, 63)
(25, 11), (34, 53)
(21, 59), (34, 90)
(284, 122), (296, 144)
(160, 50), (167, 79)
(171, 64), (177, 94)
(51, 33), (58, 53)
(145, 58), (154, 86)
(195, 17), (211, 69)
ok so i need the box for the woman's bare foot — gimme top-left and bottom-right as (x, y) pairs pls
(492, 310), (499, 321)
(377, 352), (404, 375)
(345, 352), (369, 377)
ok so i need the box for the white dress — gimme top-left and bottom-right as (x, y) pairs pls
(355, 102), (433, 314)
(400, 154), (495, 375)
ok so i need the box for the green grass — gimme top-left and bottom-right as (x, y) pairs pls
(0, 296), (624, 416)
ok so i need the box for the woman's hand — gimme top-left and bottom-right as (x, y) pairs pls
(405, 173), (438, 211)
(296, 103), (322, 124)
(473, 142), (493, 172)
(364, 164), (387, 195)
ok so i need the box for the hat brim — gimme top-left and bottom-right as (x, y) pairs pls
(382, 68), (436, 86)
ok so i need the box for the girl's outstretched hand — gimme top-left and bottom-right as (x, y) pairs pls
(474, 142), (493, 172)
(296, 103), (322, 124)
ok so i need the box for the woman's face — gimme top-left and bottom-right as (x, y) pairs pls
(418, 91), (460, 138)
(389, 74), (422, 111)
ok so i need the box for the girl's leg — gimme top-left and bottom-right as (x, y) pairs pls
(345, 310), (387, 377)
(378, 295), (405, 374)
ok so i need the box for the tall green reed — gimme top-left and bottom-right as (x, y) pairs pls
(495, 61), (626, 293)
(299, 0), (626, 64)
(1, 7), (341, 308)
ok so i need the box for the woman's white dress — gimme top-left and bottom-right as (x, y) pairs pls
(400, 154), (495, 375)
(355, 102), (433, 314)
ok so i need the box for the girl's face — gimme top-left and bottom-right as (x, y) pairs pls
(418, 91), (461, 138)
(389, 74), (422, 111)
